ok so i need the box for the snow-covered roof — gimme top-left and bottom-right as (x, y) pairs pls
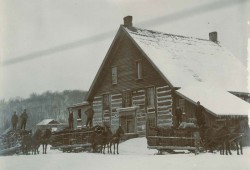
(176, 83), (250, 117)
(124, 27), (248, 93)
(37, 119), (60, 126)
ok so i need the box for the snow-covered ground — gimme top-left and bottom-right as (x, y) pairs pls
(0, 137), (250, 170)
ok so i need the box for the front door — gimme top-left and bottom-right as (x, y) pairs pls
(120, 112), (135, 133)
(121, 115), (135, 133)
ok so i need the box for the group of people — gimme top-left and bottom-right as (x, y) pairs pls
(175, 101), (206, 128)
(68, 106), (94, 130)
(11, 109), (28, 130)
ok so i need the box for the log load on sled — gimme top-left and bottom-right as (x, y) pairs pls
(147, 123), (247, 155)
(0, 129), (31, 156)
(147, 125), (201, 154)
(50, 125), (103, 153)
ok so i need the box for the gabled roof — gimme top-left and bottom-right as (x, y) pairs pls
(124, 26), (249, 93)
(85, 25), (250, 116)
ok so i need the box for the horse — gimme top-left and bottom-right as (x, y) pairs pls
(31, 129), (42, 155)
(203, 125), (232, 155)
(21, 130), (32, 155)
(109, 126), (124, 154)
(228, 122), (247, 155)
(102, 124), (113, 154)
(90, 125), (106, 153)
(40, 128), (52, 154)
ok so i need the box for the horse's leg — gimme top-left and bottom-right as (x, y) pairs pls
(222, 143), (225, 155)
(117, 142), (119, 154)
(228, 142), (232, 155)
(225, 142), (228, 155)
(42, 144), (45, 154)
(236, 141), (240, 155)
(45, 144), (47, 154)
(240, 140), (243, 155)
(109, 143), (112, 154)
(101, 144), (104, 154)
(113, 142), (115, 154)
(226, 141), (232, 155)
(37, 145), (40, 154)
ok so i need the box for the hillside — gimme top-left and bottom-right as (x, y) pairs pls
(0, 90), (87, 131)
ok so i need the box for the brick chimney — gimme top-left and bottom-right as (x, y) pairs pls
(209, 32), (217, 43)
(123, 16), (133, 27)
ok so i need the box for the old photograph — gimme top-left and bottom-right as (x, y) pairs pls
(0, 0), (250, 169)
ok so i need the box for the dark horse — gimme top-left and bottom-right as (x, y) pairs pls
(109, 126), (124, 154)
(21, 130), (33, 155)
(40, 129), (52, 154)
(228, 122), (247, 155)
(91, 125), (106, 153)
(203, 125), (232, 155)
(31, 129), (42, 154)
(102, 124), (113, 154)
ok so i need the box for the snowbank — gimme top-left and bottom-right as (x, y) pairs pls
(0, 137), (250, 170)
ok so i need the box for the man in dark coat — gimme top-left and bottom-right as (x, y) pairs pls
(11, 111), (18, 130)
(68, 111), (74, 130)
(195, 101), (206, 128)
(85, 106), (94, 128)
(175, 106), (183, 128)
(20, 109), (28, 130)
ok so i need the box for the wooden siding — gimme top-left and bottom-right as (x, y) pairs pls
(92, 96), (103, 126)
(156, 86), (173, 127)
(111, 93), (123, 132)
(90, 35), (166, 99)
(132, 89), (146, 136)
(89, 33), (173, 135)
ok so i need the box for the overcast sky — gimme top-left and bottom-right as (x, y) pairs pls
(0, 0), (250, 100)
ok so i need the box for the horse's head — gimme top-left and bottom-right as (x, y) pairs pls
(45, 129), (52, 137)
(33, 129), (42, 139)
(94, 125), (105, 135)
(116, 126), (124, 137)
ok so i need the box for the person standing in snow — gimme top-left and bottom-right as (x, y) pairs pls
(11, 111), (18, 130)
(195, 101), (206, 128)
(85, 106), (94, 128)
(68, 111), (74, 130)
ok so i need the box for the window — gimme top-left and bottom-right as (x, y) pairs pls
(179, 99), (185, 112)
(78, 109), (81, 119)
(147, 87), (155, 107)
(136, 61), (142, 79)
(122, 91), (132, 107)
(103, 94), (110, 110)
(112, 66), (117, 84)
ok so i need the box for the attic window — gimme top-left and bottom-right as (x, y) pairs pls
(112, 66), (117, 85)
(147, 87), (155, 108)
(78, 109), (81, 119)
(136, 60), (143, 80)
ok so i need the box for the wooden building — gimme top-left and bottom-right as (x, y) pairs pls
(36, 119), (67, 132)
(72, 16), (249, 136)
(68, 101), (89, 129)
